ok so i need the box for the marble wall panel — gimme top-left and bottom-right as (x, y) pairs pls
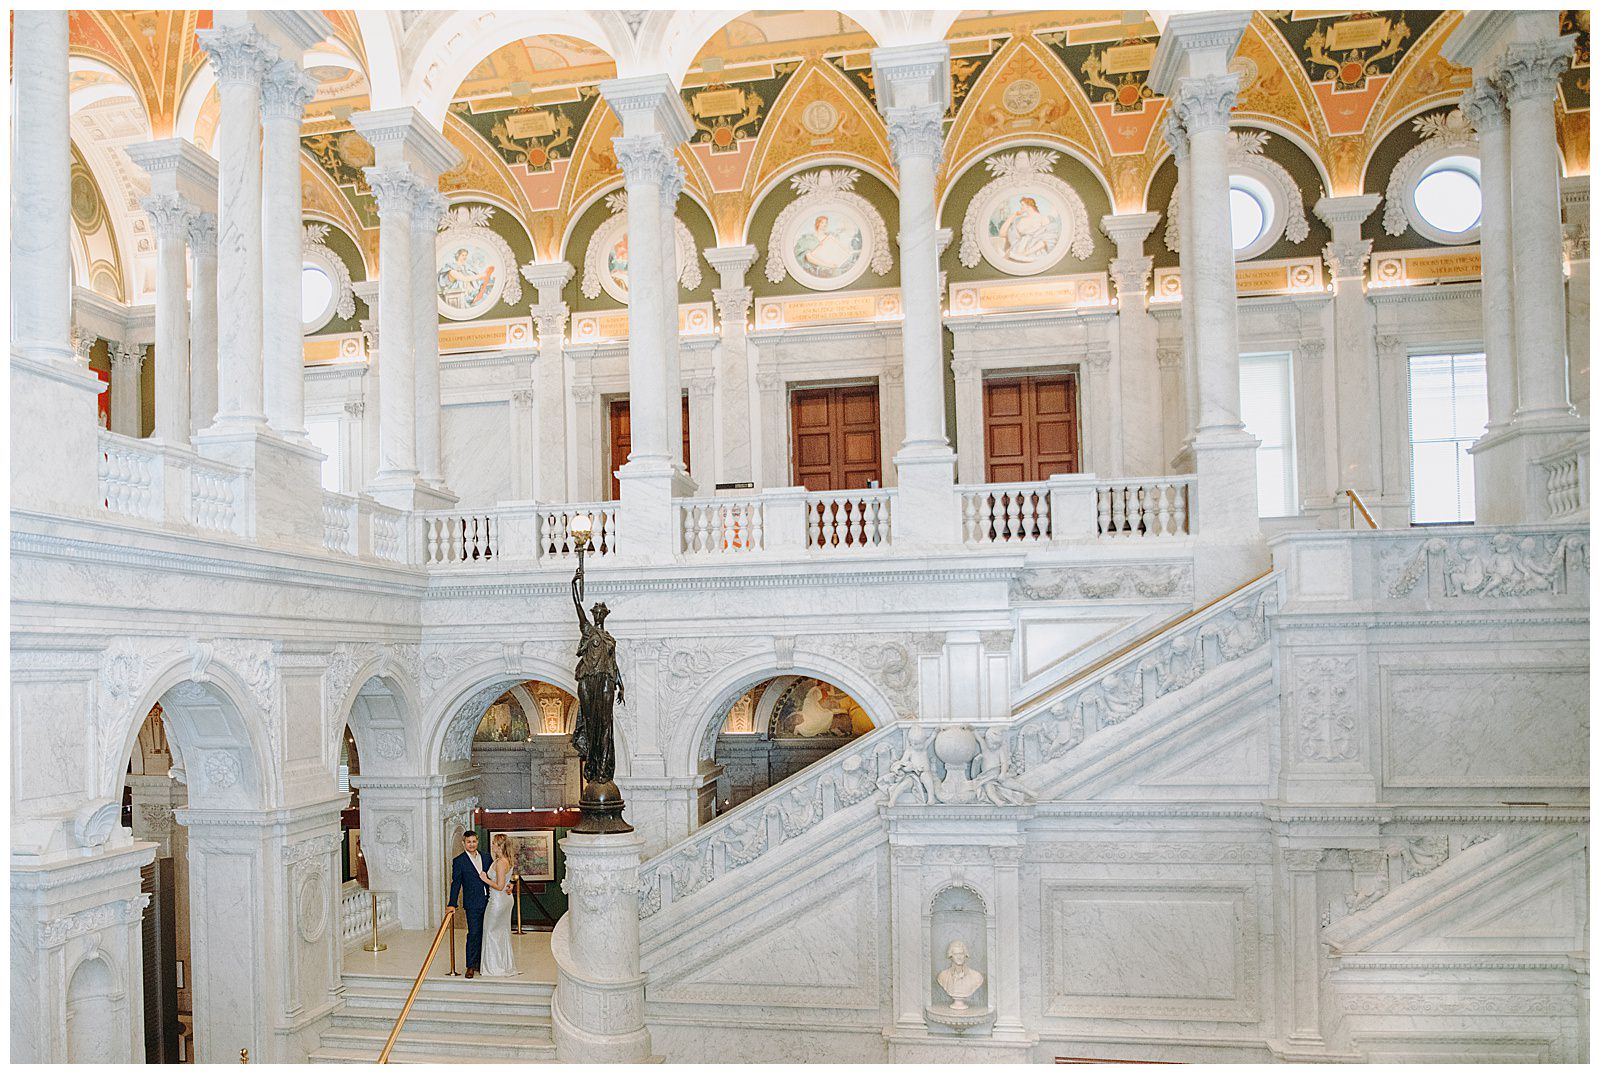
(441, 400), (512, 508)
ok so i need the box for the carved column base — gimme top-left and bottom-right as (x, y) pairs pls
(552, 832), (654, 1062)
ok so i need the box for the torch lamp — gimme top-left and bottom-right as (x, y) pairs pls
(570, 512), (593, 598)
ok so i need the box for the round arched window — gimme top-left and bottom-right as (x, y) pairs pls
(301, 264), (334, 329)
(1228, 174), (1276, 259)
(1412, 155), (1482, 237)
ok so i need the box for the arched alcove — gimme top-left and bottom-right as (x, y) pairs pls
(471, 679), (582, 810)
(710, 674), (875, 814)
(65, 953), (125, 1064)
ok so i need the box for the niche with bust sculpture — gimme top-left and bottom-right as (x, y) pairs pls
(924, 883), (994, 1032)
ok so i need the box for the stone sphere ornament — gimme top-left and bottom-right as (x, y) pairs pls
(932, 725), (982, 770)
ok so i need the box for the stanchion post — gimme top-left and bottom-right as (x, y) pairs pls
(514, 874), (523, 935)
(363, 890), (388, 953)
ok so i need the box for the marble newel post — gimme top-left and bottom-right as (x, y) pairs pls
(552, 832), (653, 1062)
(1314, 194), (1386, 521)
(10, 10), (104, 511)
(261, 59), (319, 440)
(351, 107), (461, 510)
(599, 76), (694, 560)
(521, 261), (576, 503)
(1151, 13), (1263, 588)
(1102, 212), (1163, 477)
(705, 245), (759, 487)
(872, 43), (960, 546)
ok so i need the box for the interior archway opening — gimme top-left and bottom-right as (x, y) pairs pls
(709, 675), (875, 817)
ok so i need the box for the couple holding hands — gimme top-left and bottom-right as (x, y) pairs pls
(447, 831), (520, 979)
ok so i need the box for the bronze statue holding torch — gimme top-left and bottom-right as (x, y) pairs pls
(568, 514), (632, 833)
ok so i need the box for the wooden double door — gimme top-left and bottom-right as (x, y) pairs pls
(791, 384), (882, 491)
(608, 396), (691, 500)
(983, 372), (1080, 483)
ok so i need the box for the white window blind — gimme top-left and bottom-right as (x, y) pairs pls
(1407, 351), (1487, 524)
(1239, 352), (1298, 517)
(305, 418), (343, 493)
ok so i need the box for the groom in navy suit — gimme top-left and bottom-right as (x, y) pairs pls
(448, 830), (490, 978)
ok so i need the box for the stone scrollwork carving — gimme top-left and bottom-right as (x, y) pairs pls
(72, 800), (123, 850)
(581, 189), (701, 302)
(1293, 655), (1360, 762)
(1010, 564), (1191, 603)
(1382, 108), (1478, 239)
(203, 750), (241, 790)
(561, 868), (636, 914)
(958, 150), (1094, 273)
(373, 814), (413, 873)
(763, 168), (892, 287)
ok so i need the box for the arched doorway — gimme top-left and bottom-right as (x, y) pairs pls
(471, 680), (580, 811)
(711, 676), (875, 816)
(122, 703), (193, 1062)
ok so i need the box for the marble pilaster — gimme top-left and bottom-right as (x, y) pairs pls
(873, 43), (959, 546)
(1562, 174), (1589, 418)
(411, 191), (452, 494)
(354, 281), (380, 489)
(139, 194), (197, 446)
(660, 162), (695, 494)
(260, 60), (318, 440)
(109, 343), (148, 437)
(1163, 114), (1200, 461)
(705, 244), (759, 487)
(522, 260), (576, 503)
(1314, 195), (1383, 517)
(10, 10), (105, 513)
(1103, 212), (1162, 477)
(196, 21), (275, 430)
(188, 213), (220, 435)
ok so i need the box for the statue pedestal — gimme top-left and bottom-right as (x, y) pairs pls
(551, 832), (654, 1063)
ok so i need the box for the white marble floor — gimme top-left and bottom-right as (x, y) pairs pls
(343, 925), (558, 985)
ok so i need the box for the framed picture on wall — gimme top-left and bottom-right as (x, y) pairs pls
(495, 830), (556, 882)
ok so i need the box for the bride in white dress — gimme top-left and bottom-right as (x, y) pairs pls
(478, 835), (519, 978)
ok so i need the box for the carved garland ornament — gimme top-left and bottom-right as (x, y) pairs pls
(763, 169), (893, 290)
(958, 150), (1094, 275)
(581, 189), (701, 302)
(1382, 109), (1479, 241)
(300, 223), (356, 334)
(436, 205), (523, 319)
(1165, 131), (1309, 255)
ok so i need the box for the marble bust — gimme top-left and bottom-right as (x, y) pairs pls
(935, 939), (984, 1010)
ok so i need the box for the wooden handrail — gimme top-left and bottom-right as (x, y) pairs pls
(1341, 489), (1378, 529)
(378, 907), (456, 1064)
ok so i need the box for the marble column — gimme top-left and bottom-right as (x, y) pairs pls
(411, 191), (449, 490)
(196, 22), (275, 429)
(261, 60), (317, 440)
(187, 214), (220, 436)
(1501, 35), (1578, 427)
(522, 261), (576, 503)
(11, 10), (103, 512)
(552, 833), (653, 1062)
(1103, 212), (1162, 477)
(1459, 79), (1521, 523)
(705, 245), (759, 488)
(1163, 114), (1200, 455)
(1314, 195), (1383, 516)
(141, 194), (197, 445)
(109, 343), (147, 437)
(1563, 175), (1590, 418)
(1151, 11), (1261, 586)
(355, 281), (380, 489)
(363, 166), (423, 489)
(660, 164), (694, 493)
(873, 43), (959, 545)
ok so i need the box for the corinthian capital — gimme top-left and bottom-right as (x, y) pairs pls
(1458, 78), (1508, 135)
(260, 59), (317, 121)
(613, 135), (678, 187)
(1496, 37), (1577, 105)
(660, 160), (685, 207)
(1323, 238), (1372, 280)
(712, 286), (753, 326)
(410, 190), (449, 234)
(532, 303), (569, 340)
(883, 104), (946, 167)
(363, 165), (425, 220)
(196, 24), (277, 89)
(1170, 72), (1241, 135)
(1109, 256), (1153, 299)
(139, 192), (197, 241)
(187, 211), (218, 257)
(1161, 111), (1190, 162)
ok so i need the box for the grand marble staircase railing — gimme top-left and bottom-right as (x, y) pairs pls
(634, 572), (1278, 922)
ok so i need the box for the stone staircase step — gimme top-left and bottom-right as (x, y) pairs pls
(313, 1024), (557, 1063)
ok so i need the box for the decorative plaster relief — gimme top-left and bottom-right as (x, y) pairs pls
(1383, 532), (1587, 600)
(1292, 655), (1360, 763)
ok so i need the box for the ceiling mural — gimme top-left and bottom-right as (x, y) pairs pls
(61, 8), (1585, 305)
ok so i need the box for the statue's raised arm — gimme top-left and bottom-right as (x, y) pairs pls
(572, 571), (590, 630)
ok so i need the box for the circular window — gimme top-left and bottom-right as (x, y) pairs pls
(301, 264), (334, 329)
(1412, 155), (1482, 237)
(1228, 174), (1277, 260)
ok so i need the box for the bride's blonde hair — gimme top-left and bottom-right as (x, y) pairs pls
(491, 833), (508, 858)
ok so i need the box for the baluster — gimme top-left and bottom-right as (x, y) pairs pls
(960, 493), (976, 545)
(1152, 483), (1170, 536)
(853, 497), (869, 547)
(750, 501), (764, 551)
(1096, 487), (1111, 536)
(1004, 491), (1021, 543)
(1021, 490), (1039, 541)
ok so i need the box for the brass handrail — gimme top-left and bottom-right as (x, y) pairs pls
(1013, 568), (1273, 716)
(1341, 489), (1378, 529)
(378, 907), (456, 1064)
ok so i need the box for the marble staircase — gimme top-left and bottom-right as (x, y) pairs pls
(308, 967), (557, 1063)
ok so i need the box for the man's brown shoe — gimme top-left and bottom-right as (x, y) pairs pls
(465, 968), (475, 979)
